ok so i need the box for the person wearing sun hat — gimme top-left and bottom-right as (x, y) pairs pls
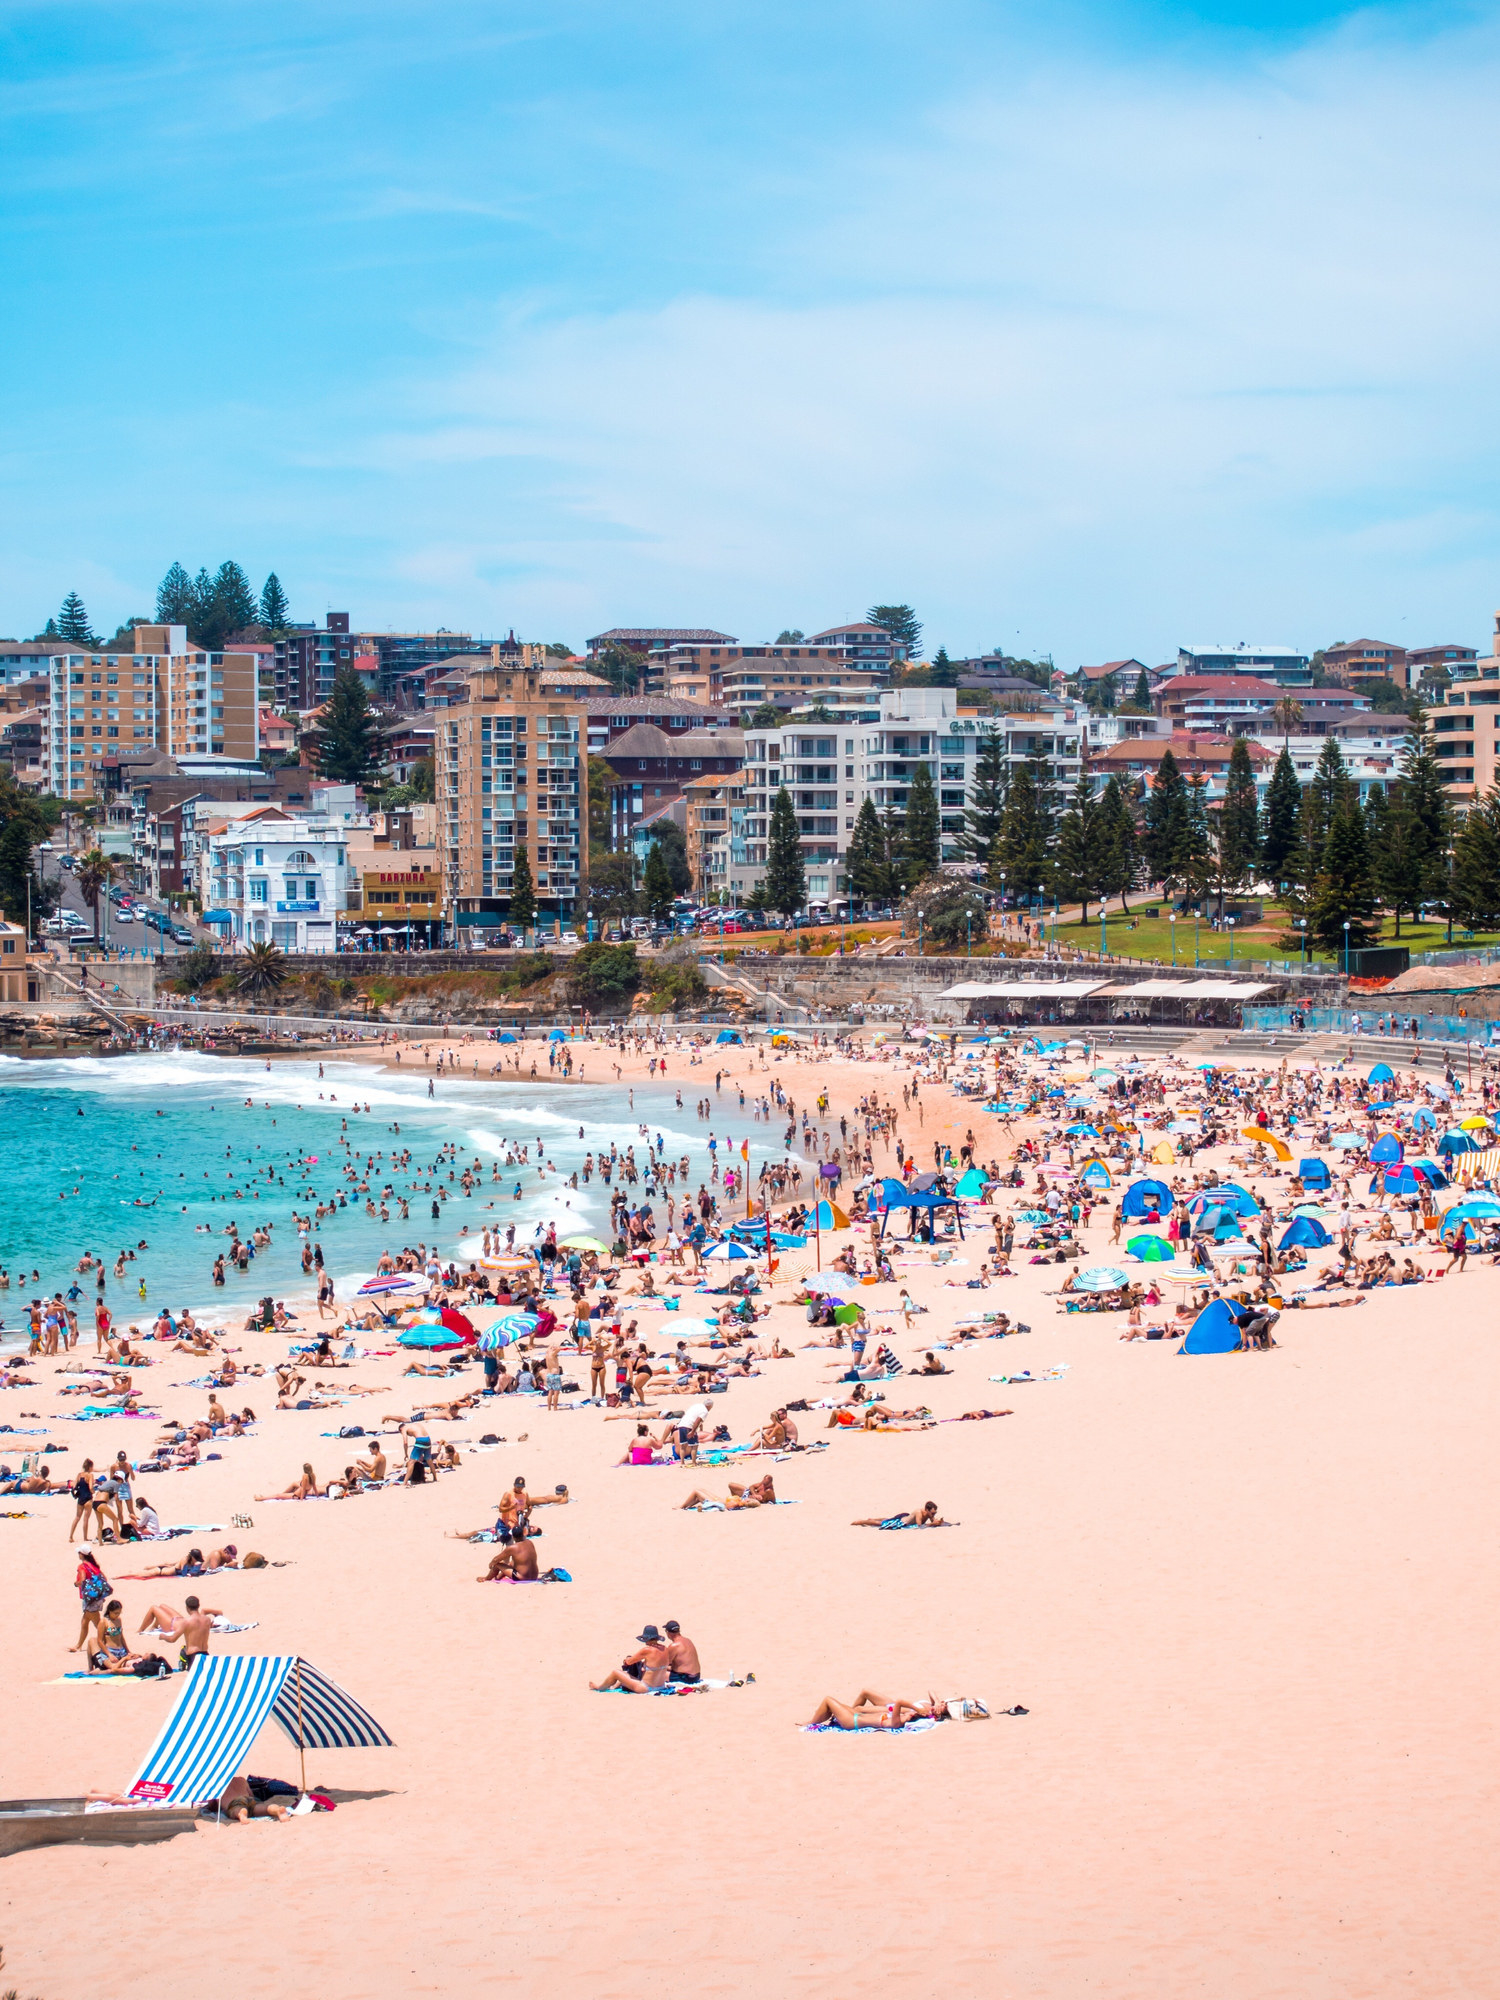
(589, 1624), (672, 1692)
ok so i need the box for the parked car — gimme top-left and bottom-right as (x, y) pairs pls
(169, 925), (194, 945)
(113, 907), (138, 923)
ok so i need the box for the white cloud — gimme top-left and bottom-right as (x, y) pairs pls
(348, 8), (1500, 659)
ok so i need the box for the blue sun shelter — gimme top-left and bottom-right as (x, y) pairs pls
(1368, 1063), (1395, 1086)
(1298, 1157), (1331, 1189)
(1180, 1298), (1243, 1354)
(1279, 1215), (1331, 1250)
(715, 1029), (742, 1044)
(1370, 1134), (1403, 1164)
(1121, 1177), (1173, 1220)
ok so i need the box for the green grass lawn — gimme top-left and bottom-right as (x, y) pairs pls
(1045, 906), (1500, 970)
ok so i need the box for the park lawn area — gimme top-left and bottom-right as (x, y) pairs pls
(1070, 905), (1500, 969)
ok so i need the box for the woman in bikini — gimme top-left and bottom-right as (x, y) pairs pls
(254, 1462), (322, 1501)
(805, 1691), (950, 1729)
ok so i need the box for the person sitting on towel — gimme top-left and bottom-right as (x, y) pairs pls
(478, 1521), (540, 1582)
(591, 1624), (672, 1691)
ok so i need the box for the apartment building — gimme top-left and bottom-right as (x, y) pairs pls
(1321, 638), (1407, 689)
(132, 776), (358, 901)
(682, 774), (745, 901)
(42, 624), (263, 798)
(270, 613), (486, 710)
(1431, 686), (1500, 801)
(1410, 641), (1478, 679)
(1154, 675), (1283, 729)
(1171, 643), (1311, 687)
(581, 696), (729, 758)
(0, 708), (46, 788)
(659, 626), (897, 708)
(728, 687), (1082, 907)
(432, 646), (589, 937)
(1087, 733), (1274, 799)
(199, 804), (362, 953)
(597, 725), (744, 848)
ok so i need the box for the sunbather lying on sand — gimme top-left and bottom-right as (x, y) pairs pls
(219, 1775), (291, 1822)
(679, 1474), (776, 1510)
(851, 1501), (953, 1527)
(805, 1690), (950, 1729)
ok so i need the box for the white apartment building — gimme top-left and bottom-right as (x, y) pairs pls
(728, 687), (1084, 907)
(199, 805), (363, 953)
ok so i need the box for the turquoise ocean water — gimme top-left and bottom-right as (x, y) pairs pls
(0, 1051), (768, 1338)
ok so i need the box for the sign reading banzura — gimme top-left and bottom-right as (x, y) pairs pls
(376, 871), (435, 884)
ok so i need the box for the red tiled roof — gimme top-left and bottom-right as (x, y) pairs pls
(1157, 676), (1282, 699)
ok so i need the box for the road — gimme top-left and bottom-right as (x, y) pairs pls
(37, 842), (206, 959)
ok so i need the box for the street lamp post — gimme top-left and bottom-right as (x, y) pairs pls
(1297, 917), (1307, 968)
(1169, 911), (1177, 966)
(1099, 902), (1106, 959)
(1343, 920), (1350, 976)
(1227, 916), (1235, 966)
(1194, 907), (1200, 968)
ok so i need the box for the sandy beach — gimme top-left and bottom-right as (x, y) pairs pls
(2, 1031), (1497, 1999)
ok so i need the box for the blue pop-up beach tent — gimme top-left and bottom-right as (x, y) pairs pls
(1180, 1298), (1243, 1354)
(1368, 1063), (1395, 1085)
(1279, 1215), (1331, 1249)
(1080, 1160), (1112, 1188)
(1298, 1157), (1331, 1189)
(715, 1029), (742, 1044)
(1121, 1177), (1173, 1219)
(1370, 1134), (1403, 1163)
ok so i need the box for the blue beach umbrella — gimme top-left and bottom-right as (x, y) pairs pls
(1071, 1265), (1130, 1291)
(481, 1312), (540, 1344)
(703, 1239), (755, 1260)
(397, 1324), (463, 1350)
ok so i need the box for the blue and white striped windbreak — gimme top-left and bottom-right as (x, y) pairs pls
(127, 1655), (394, 1805)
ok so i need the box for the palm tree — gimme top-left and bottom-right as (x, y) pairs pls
(1271, 696), (1304, 742)
(233, 941), (288, 1001)
(76, 847), (114, 933)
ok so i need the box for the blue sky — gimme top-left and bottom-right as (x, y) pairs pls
(2, 0), (1498, 665)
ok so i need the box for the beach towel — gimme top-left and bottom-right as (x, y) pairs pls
(802, 1717), (944, 1735)
(210, 1617), (259, 1634)
(45, 1672), (178, 1685)
(594, 1674), (754, 1694)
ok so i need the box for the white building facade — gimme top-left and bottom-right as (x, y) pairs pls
(199, 808), (362, 953)
(728, 688), (1085, 908)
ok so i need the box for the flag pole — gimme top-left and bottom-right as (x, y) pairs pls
(815, 1191), (822, 1271)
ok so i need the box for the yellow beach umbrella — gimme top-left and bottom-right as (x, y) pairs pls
(1460, 1115), (1492, 1131)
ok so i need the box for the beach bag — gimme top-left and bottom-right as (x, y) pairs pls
(133, 1653), (172, 1677)
(80, 1566), (111, 1605)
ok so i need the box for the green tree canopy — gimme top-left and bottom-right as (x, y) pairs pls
(1447, 790), (1500, 933)
(901, 876), (987, 952)
(0, 772), (54, 931)
(567, 940), (641, 1006)
(587, 851), (637, 928)
(959, 728), (1008, 873)
(233, 941), (288, 1000)
(1217, 736), (1261, 900)
(258, 573), (291, 632)
(1050, 773), (1103, 924)
(847, 797), (895, 907)
(156, 562), (196, 627)
(310, 665), (381, 785)
(867, 604), (921, 654)
(509, 846), (537, 930)
(56, 592), (97, 646)
(995, 760), (1052, 902)
(764, 786), (806, 916)
(1094, 776), (1140, 911)
(1259, 745), (1302, 889)
(1309, 795), (1380, 957)
(900, 761), (942, 888)
(642, 840), (676, 921)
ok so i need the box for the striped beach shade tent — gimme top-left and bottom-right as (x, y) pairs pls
(128, 1656), (393, 1806)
